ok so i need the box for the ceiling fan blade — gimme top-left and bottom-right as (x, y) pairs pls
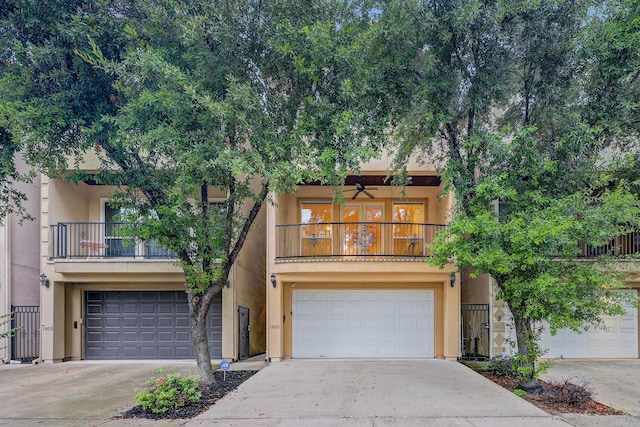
(364, 191), (375, 199)
(351, 192), (360, 200)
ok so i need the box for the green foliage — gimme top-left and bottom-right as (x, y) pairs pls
(378, 0), (640, 384)
(483, 350), (551, 384)
(1, 0), (388, 384)
(134, 372), (201, 414)
(513, 389), (527, 398)
(0, 313), (22, 350)
(482, 356), (519, 379)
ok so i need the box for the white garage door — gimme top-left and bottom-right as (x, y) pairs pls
(540, 290), (638, 358)
(292, 290), (434, 358)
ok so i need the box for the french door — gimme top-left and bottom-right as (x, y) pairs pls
(342, 203), (384, 256)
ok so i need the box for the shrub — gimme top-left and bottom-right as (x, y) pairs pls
(482, 356), (519, 378)
(543, 377), (594, 409)
(135, 372), (202, 414)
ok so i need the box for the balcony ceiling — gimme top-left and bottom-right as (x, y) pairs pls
(305, 175), (442, 187)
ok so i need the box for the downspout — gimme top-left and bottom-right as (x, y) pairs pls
(2, 215), (12, 363)
(232, 264), (238, 362)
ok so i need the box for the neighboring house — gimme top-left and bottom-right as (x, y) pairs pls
(461, 236), (640, 360)
(0, 158), (41, 363)
(38, 154), (266, 362)
(265, 157), (459, 360)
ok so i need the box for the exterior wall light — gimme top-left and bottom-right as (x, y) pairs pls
(40, 273), (50, 288)
(449, 274), (455, 288)
(270, 273), (277, 288)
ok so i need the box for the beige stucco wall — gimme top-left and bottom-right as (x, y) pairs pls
(233, 205), (267, 357)
(461, 269), (491, 304)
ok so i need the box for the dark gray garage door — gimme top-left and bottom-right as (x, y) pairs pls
(85, 291), (222, 360)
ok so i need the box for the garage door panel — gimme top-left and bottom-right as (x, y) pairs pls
(104, 317), (120, 327)
(123, 303), (137, 313)
(540, 290), (637, 358)
(157, 318), (171, 327)
(175, 316), (190, 327)
(293, 290), (434, 358)
(157, 304), (174, 314)
(85, 291), (222, 360)
(175, 347), (191, 358)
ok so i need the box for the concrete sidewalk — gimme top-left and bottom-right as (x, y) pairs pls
(185, 360), (571, 426)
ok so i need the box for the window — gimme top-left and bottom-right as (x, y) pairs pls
(392, 203), (425, 256)
(103, 204), (137, 257)
(300, 202), (333, 256)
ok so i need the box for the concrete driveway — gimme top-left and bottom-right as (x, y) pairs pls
(185, 360), (569, 426)
(545, 360), (640, 423)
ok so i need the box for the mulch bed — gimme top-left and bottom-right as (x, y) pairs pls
(116, 370), (256, 420)
(479, 371), (624, 416)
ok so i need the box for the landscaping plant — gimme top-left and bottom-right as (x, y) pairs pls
(135, 372), (202, 414)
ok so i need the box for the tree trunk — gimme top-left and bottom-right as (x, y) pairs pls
(188, 292), (216, 386)
(509, 304), (543, 393)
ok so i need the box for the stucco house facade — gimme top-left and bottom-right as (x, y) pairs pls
(265, 157), (459, 361)
(36, 153), (266, 363)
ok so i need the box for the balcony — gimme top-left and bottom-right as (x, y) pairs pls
(275, 222), (447, 261)
(578, 232), (640, 258)
(50, 222), (177, 260)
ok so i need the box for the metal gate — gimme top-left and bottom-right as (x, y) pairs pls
(11, 306), (40, 361)
(461, 304), (489, 360)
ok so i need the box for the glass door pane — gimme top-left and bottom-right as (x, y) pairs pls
(342, 206), (360, 256)
(342, 204), (383, 256)
(104, 205), (135, 257)
(300, 202), (333, 256)
(392, 203), (424, 256)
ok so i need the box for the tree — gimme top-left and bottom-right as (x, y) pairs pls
(0, 130), (34, 224)
(2, 0), (386, 385)
(376, 0), (640, 388)
(430, 132), (640, 388)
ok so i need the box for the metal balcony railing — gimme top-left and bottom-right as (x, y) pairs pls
(50, 222), (177, 259)
(275, 222), (447, 261)
(577, 232), (640, 258)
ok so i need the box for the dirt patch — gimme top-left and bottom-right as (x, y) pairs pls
(116, 370), (256, 420)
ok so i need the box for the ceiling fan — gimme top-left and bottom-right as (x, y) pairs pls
(344, 181), (378, 199)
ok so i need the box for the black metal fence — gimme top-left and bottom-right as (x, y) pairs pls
(276, 222), (447, 260)
(11, 306), (39, 361)
(461, 304), (490, 360)
(50, 222), (177, 259)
